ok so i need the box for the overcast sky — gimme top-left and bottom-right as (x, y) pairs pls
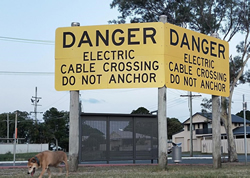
(0, 0), (249, 123)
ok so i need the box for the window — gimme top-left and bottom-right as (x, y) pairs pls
(187, 124), (194, 131)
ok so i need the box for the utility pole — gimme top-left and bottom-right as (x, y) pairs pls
(243, 94), (247, 165)
(180, 91), (201, 157)
(158, 15), (168, 170)
(68, 22), (80, 172)
(211, 32), (221, 169)
(30, 87), (42, 123)
(7, 113), (9, 143)
(13, 111), (17, 166)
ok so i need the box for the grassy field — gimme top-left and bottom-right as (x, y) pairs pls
(0, 152), (38, 161)
(1, 163), (250, 178)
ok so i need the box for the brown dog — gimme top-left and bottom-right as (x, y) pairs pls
(27, 150), (69, 178)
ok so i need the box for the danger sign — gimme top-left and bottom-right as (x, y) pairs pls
(55, 22), (229, 97)
(55, 22), (165, 91)
(164, 23), (229, 97)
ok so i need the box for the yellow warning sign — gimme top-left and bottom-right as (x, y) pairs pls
(55, 22), (165, 91)
(164, 23), (229, 97)
(55, 22), (229, 97)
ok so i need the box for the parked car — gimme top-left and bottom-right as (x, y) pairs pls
(50, 144), (63, 151)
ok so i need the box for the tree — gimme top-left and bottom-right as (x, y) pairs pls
(129, 107), (183, 138)
(15, 111), (34, 142)
(0, 111), (33, 143)
(236, 110), (250, 121)
(128, 107), (157, 137)
(28, 122), (46, 143)
(200, 98), (212, 113)
(0, 113), (13, 142)
(43, 107), (69, 151)
(0, 108), (70, 146)
(167, 117), (183, 139)
(131, 107), (150, 114)
(109, 0), (192, 25)
(111, 0), (250, 162)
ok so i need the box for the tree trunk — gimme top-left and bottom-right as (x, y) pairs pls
(54, 137), (59, 151)
(221, 97), (238, 162)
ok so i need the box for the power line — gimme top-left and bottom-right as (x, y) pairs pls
(40, 92), (69, 112)
(0, 71), (54, 75)
(0, 36), (54, 45)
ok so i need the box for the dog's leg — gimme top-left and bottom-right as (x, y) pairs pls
(38, 167), (46, 178)
(63, 160), (69, 177)
(47, 167), (51, 178)
(56, 165), (63, 174)
(61, 155), (69, 177)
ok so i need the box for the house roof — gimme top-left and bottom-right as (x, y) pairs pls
(233, 126), (250, 135)
(183, 112), (250, 124)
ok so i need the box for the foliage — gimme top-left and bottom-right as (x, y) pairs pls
(109, 0), (246, 37)
(0, 108), (69, 151)
(167, 117), (183, 139)
(109, 0), (192, 26)
(200, 98), (212, 113)
(131, 107), (150, 114)
(236, 110), (250, 121)
(0, 111), (33, 143)
(43, 107), (69, 151)
(129, 107), (182, 139)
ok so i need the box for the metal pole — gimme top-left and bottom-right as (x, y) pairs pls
(13, 111), (17, 166)
(68, 22), (80, 172)
(158, 15), (168, 170)
(180, 92), (201, 156)
(31, 87), (42, 124)
(243, 94), (247, 165)
(189, 91), (193, 157)
(7, 113), (9, 143)
(35, 87), (37, 123)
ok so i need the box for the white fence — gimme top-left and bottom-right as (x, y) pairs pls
(0, 144), (49, 154)
(202, 138), (250, 154)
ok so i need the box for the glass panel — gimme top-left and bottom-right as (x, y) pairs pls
(81, 120), (106, 161)
(109, 119), (133, 160)
(135, 118), (158, 160)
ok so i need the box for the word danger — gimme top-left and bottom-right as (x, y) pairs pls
(63, 27), (157, 48)
(169, 29), (226, 59)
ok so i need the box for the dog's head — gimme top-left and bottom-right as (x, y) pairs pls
(27, 157), (38, 176)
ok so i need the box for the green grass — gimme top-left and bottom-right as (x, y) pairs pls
(1, 163), (250, 178)
(0, 152), (39, 161)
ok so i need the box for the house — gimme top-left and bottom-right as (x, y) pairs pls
(172, 112), (250, 153)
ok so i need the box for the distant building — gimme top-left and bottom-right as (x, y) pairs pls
(172, 112), (250, 153)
